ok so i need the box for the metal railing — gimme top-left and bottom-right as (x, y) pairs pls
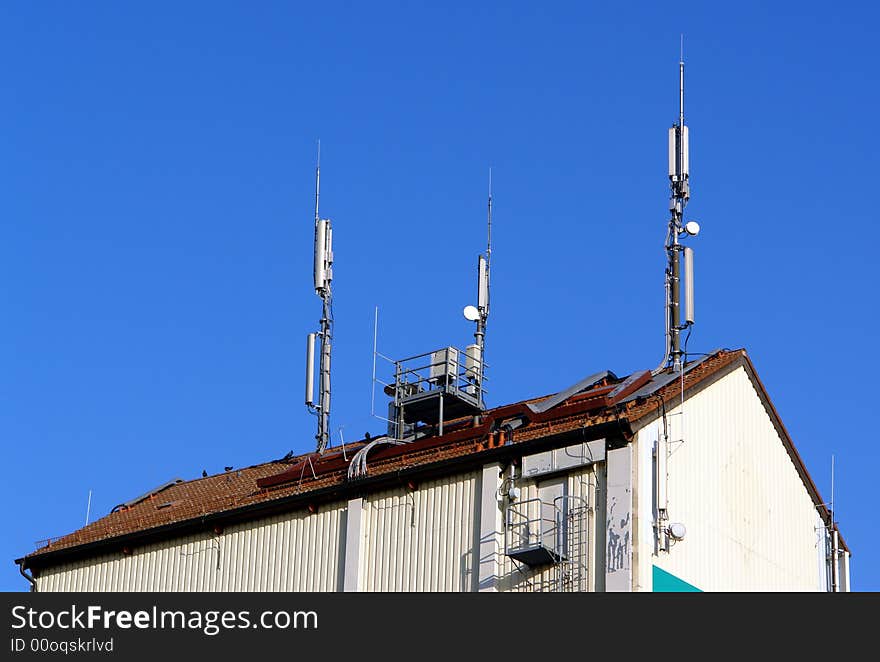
(391, 346), (489, 407)
(505, 497), (562, 560)
(505, 495), (590, 592)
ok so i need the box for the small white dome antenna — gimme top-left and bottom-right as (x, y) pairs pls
(667, 522), (687, 541)
(462, 305), (480, 322)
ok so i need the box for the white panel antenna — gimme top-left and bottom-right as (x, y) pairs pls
(478, 255), (489, 311)
(305, 332), (316, 406)
(313, 219), (329, 292)
(683, 246), (694, 325)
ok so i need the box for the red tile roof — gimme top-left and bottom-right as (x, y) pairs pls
(19, 348), (846, 567)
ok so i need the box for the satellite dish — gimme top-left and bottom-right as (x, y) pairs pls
(684, 220), (700, 236)
(667, 522), (687, 540)
(463, 305), (480, 322)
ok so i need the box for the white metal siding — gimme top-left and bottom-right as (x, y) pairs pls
(360, 471), (478, 591)
(637, 366), (825, 591)
(35, 502), (345, 592)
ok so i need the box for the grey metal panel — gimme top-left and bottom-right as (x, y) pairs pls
(527, 371), (614, 414)
(477, 463), (502, 591)
(521, 450), (552, 477)
(619, 349), (722, 405)
(111, 478), (184, 511)
(605, 446), (632, 592)
(556, 440), (606, 470)
(521, 440), (606, 478)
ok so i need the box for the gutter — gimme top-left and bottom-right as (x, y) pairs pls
(16, 560), (36, 592)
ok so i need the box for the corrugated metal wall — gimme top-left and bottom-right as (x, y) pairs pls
(36, 465), (602, 593)
(637, 366), (825, 591)
(360, 471), (478, 591)
(36, 502), (346, 592)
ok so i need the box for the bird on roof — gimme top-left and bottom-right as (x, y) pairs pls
(224, 466), (233, 472)
(202, 470), (207, 478)
(281, 450), (294, 462)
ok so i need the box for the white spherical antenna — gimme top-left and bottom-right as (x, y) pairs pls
(684, 220), (701, 236)
(667, 522), (687, 540)
(463, 305), (480, 322)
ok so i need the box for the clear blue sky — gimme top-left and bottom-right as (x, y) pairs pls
(2, 1), (877, 591)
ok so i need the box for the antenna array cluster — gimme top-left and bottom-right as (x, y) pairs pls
(301, 54), (702, 453)
(305, 142), (334, 454)
(659, 57), (700, 372)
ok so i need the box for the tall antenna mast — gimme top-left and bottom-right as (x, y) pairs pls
(305, 140), (334, 453)
(658, 46), (699, 373)
(475, 170), (492, 391)
(461, 169), (493, 405)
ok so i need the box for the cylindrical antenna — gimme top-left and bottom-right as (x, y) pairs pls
(832, 528), (840, 592)
(655, 437), (668, 514)
(478, 255), (489, 311)
(681, 126), (689, 179)
(305, 332), (316, 406)
(314, 219), (328, 292)
(684, 246), (694, 325)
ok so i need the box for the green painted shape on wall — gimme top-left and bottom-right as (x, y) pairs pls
(652, 565), (701, 592)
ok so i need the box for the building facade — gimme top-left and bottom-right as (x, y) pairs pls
(17, 349), (851, 592)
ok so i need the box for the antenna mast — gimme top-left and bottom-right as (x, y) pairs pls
(658, 49), (698, 373)
(471, 169), (492, 399)
(306, 141), (334, 453)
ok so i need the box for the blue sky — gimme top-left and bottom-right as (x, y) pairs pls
(2, 2), (877, 591)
